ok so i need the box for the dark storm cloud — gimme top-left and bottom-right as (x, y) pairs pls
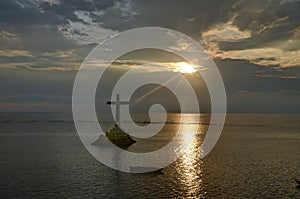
(1, 0), (297, 58)
(0, 1), (76, 55)
(1, 0), (299, 51)
(0, 0), (114, 26)
(0, 0), (65, 25)
(0, 0), (118, 53)
(99, 0), (238, 39)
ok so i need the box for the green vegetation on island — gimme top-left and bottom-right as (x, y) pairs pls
(105, 124), (136, 149)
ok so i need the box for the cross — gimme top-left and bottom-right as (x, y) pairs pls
(107, 94), (129, 125)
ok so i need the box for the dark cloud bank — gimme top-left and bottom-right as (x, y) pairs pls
(0, 0), (299, 113)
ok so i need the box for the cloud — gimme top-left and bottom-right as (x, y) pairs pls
(0, 62), (78, 71)
(257, 16), (289, 34)
(0, 30), (20, 41)
(0, 48), (82, 71)
(0, 44), (97, 71)
(113, 0), (138, 18)
(56, 0), (138, 44)
(216, 47), (300, 68)
(0, 47), (81, 71)
(0, 62), (35, 70)
(111, 60), (205, 73)
(38, 0), (60, 6)
(280, 0), (300, 5)
(202, 20), (252, 43)
(201, 14), (300, 69)
(0, 49), (33, 57)
(41, 49), (75, 58)
(59, 10), (118, 45)
(0, 0), (65, 25)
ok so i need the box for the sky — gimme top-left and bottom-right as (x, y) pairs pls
(0, 0), (299, 113)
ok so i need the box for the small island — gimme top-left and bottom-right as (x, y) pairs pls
(106, 124), (136, 149)
(92, 124), (136, 149)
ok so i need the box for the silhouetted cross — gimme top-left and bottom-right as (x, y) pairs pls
(107, 94), (129, 125)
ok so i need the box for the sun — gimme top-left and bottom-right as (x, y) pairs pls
(174, 62), (197, 74)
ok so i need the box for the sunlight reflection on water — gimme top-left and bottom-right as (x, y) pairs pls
(164, 114), (207, 198)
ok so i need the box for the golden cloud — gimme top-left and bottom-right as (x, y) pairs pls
(201, 19), (300, 68)
(0, 49), (33, 57)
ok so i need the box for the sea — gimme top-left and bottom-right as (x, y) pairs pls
(0, 112), (299, 198)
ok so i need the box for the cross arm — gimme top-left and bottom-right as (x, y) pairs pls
(107, 101), (129, 105)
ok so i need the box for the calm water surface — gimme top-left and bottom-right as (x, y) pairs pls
(0, 112), (299, 198)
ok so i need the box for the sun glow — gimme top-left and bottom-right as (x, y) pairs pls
(175, 62), (197, 73)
